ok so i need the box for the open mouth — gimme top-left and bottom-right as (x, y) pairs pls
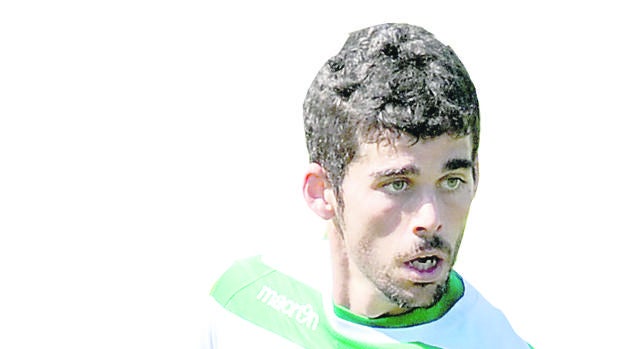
(406, 256), (441, 272)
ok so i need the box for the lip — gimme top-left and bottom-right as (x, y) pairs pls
(402, 253), (447, 283)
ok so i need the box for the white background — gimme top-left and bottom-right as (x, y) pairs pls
(1, 1), (618, 348)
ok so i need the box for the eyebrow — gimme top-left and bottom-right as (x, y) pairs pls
(371, 165), (420, 179)
(370, 158), (473, 179)
(443, 158), (473, 172)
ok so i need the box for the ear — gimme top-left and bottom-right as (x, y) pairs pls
(303, 163), (336, 220)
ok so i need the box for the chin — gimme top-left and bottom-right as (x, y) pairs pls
(385, 279), (448, 310)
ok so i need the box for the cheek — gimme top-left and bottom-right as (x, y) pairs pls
(456, 198), (474, 223)
(440, 197), (473, 240)
(444, 203), (469, 225)
(342, 197), (405, 254)
(345, 190), (402, 230)
(442, 186), (474, 216)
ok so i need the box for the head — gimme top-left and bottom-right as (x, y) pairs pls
(303, 23), (480, 314)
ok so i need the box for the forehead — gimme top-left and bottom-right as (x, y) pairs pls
(350, 134), (473, 171)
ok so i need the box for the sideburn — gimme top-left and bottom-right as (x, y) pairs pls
(332, 185), (346, 235)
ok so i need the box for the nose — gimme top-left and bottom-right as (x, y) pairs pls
(411, 201), (442, 236)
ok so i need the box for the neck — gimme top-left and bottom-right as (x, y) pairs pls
(327, 223), (406, 318)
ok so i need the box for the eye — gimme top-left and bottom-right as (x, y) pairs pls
(440, 177), (464, 191)
(383, 179), (410, 193)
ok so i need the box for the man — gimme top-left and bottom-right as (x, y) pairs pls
(206, 23), (532, 348)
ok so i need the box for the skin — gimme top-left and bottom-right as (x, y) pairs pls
(304, 133), (478, 318)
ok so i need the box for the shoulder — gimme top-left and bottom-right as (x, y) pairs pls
(206, 254), (330, 349)
(210, 254), (323, 324)
(211, 238), (330, 308)
(209, 255), (275, 306)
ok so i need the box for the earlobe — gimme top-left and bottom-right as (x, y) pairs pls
(303, 163), (336, 220)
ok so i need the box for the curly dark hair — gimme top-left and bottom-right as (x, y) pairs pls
(303, 23), (479, 193)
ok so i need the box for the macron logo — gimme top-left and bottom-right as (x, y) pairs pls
(256, 285), (319, 331)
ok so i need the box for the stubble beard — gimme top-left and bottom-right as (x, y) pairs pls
(381, 238), (455, 310)
(332, 206), (458, 312)
(381, 274), (450, 310)
(386, 232), (464, 310)
(350, 245), (454, 312)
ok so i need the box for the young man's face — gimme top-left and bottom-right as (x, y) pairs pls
(334, 133), (477, 310)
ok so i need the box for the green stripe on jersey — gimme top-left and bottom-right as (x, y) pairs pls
(211, 256), (446, 348)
